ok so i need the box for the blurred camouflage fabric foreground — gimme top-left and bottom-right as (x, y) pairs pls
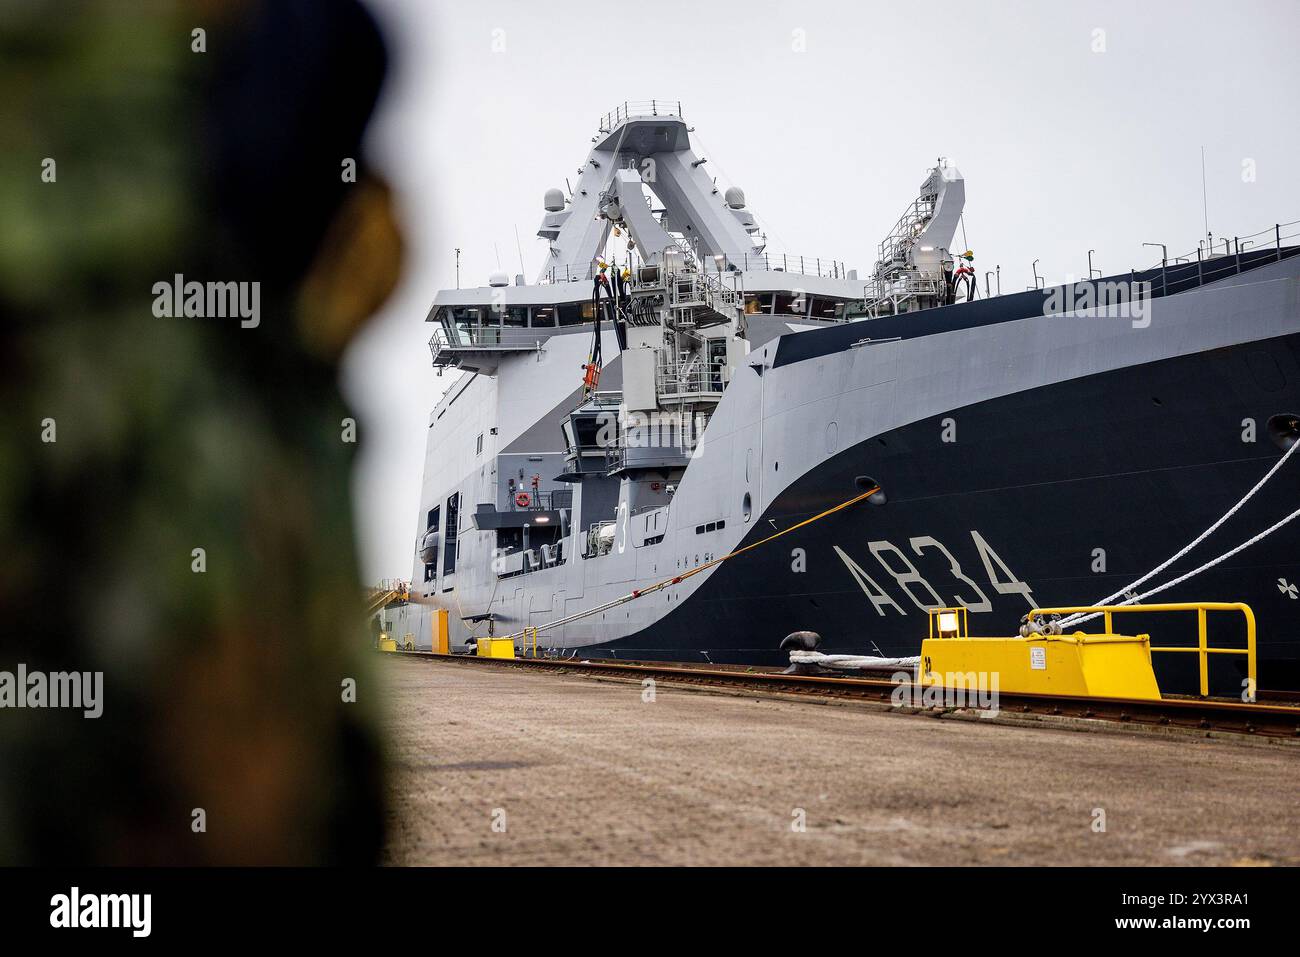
(0, 0), (402, 863)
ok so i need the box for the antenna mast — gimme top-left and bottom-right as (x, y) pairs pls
(1200, 146), (1210, 243)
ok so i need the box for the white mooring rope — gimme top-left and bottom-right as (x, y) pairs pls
(788, 652), (921, 671)
(1061, 438), (1300, 628)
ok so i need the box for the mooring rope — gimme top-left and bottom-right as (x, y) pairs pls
(1065, 502), (1300, 627)
(787, 651), (920, 670)
(1061, 439), (1300, 627)
(500, 487), (878, 643)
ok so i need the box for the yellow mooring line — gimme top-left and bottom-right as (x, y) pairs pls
(502, 486), (878, 644)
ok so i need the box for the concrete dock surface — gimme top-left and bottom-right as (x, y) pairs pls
(380, 658), (1300, 866)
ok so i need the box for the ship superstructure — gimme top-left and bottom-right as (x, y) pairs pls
(377, 100), (1300, 693)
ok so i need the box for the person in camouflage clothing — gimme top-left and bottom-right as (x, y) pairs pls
(0, 0), (402, 864)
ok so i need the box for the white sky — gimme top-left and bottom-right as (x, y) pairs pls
(341, 0), (1300, 582)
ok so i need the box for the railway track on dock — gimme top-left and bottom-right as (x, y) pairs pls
(389, 650), (1300, 740)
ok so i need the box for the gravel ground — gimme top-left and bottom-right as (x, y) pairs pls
(380, 658), (1300, 866)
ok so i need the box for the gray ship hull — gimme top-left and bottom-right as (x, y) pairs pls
(387, 250), (1300, 690)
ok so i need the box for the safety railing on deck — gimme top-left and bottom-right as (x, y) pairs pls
(429, 326), (546, 364)
(661, 270), (741, 327)
(656, 356), (725, 397)
(505, 489), (572, 512)
(364, 579), (409, 615)
(1140, 221), (1300, 298)
(540, 262), (603, 284)
(544, 254), (853, 285)
(857, 276), (947, 317)
(1027, 602), (1257, 699)
(430, 326), (546, 349)
(707, 251), (853, 279)
(597, 100), (683, 132)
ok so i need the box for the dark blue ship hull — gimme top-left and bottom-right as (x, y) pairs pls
(599, 332), (1300, 693)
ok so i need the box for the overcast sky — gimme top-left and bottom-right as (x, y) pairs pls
(341, 0), (1300, 582)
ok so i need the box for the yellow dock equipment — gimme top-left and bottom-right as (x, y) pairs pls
(918, 603), (1257, 702)
(432, 609), (450, 655)
(377, 635), (397, 652)
(475, 637), (516, 659)
(920, 632), (1162, 700)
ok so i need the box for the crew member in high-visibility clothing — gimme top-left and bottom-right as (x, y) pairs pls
(954, 249), (977, 302)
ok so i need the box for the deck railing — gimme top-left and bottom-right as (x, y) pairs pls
(505, 489), (573, 512)
(1027, 602), (1257, 700)
(428, 326), (545, 364)
(1139, 221), (1300, 298)
(707, 251), (853, 279)
(597, 100), (683, 132)
(543, 251), (853, 285)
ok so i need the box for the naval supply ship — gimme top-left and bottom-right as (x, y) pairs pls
(377, 100), (1300, 692)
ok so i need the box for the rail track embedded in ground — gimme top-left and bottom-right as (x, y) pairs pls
(386, 650), (1300, 741)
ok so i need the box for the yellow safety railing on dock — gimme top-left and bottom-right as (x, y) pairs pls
(1027, 602), (1257, 699)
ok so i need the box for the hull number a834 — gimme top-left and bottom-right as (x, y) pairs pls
(833, 531), (1035, 615)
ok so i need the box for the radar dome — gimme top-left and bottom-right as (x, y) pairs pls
(488, 270), (510, 288)
(724, 186), (746, 209)
(543, 188), (565, 212)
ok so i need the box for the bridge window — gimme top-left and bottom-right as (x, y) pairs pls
(774, 293), (806, 316)
(450, 306), (483, 326)
(558, 301), (595, 326)
(810, 296), (840, 318)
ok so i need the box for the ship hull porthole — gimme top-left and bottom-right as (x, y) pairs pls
(1267, 413), (1300, 451)
(742, 492), (752, 522)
